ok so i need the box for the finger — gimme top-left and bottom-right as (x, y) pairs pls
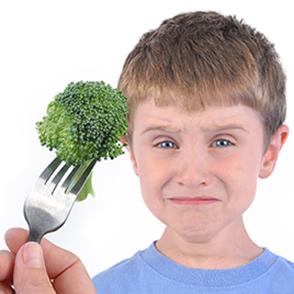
(0, 250), (15, 282)
(5, 228), (78, 278)
(0, 282), (14, 294)
(53, 259), (96, 294)
(6, 228), (96, 294)
(5, 228), (29, 252)
(14, 242), (55, 294)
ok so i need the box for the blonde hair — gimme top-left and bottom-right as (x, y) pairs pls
(118, 11), (286, 149)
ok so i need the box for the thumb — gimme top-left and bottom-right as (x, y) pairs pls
(14, 242), (55, 294)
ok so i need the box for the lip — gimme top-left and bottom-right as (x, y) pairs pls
(167, 196), (220, 206)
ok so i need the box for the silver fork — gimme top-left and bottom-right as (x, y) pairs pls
(24, 157), (96, 243)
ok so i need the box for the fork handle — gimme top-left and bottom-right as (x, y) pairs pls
(27, 229), (43, 243)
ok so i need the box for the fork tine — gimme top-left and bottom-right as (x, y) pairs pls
(47, 163), (71, 194)
(69, 160), (96, 195)
(36, 157), (62, 187)
(60, 165), (81, 192)
(35, 157), (62, 191)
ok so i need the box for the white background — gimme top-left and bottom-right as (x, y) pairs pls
(0, 0), (293, 278)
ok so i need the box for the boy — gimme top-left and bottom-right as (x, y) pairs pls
(0, 10), (293, 293)
(92, 10), (293, 292)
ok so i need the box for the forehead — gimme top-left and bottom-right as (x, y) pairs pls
(133, 100), (262, 132)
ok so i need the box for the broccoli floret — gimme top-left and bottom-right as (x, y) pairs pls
(36, 81), (128, 201)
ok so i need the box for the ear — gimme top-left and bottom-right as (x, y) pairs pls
(258, 124), (289, 178)
(119, 136), (139, 177)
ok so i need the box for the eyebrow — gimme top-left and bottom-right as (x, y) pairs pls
(200, 123), (249, 133)
(140, 125), (181, 135)
(140, 123), (249, 135)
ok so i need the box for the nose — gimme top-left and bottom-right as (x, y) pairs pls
(174, 147), (210, 188)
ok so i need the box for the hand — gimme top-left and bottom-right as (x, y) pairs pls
(0, 228), (96, 294)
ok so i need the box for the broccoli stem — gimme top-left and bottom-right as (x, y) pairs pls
(76, 172), (95, 201)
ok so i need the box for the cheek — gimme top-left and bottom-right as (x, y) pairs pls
(135, 147), (170, 184)
(136, 155), (161, 194)
(135, 154), (170, 214)
(221, 151), (261, 205)
(221, 143), (262, 177)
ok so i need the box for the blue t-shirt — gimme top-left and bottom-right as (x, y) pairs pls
(93, 242), (294, 293)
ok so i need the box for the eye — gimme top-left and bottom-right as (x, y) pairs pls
(155, 140), (177, 149)
(211, 138), (234, 148)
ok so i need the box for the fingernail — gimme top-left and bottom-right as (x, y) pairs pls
(22, 242), (44, 269)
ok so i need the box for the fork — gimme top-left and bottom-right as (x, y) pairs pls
(24, 157), (96, 243)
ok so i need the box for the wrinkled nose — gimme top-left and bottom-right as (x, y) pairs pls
(175, 149), (209, 188)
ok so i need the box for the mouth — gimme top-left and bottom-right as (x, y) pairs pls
(167, 196), (220, 206)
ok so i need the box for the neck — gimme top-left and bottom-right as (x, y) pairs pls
(156, 217), (263, 269)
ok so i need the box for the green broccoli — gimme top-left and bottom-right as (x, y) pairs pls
(36, 81), (128, 201)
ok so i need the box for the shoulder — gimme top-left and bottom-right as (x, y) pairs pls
(266, 250), (294, 285)
(92, 247), (152, 293)
(275, 254), (294, 272)
(93, 251), (142, 279)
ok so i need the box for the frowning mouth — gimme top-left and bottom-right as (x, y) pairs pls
(167, 197), (220, 205)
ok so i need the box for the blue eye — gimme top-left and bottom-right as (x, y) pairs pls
(156, 140), (177, 149)
(155, 139), (234, 149)
(212, 139), (234, 148)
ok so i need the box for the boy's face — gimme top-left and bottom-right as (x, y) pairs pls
(127, 100), (288, 242)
